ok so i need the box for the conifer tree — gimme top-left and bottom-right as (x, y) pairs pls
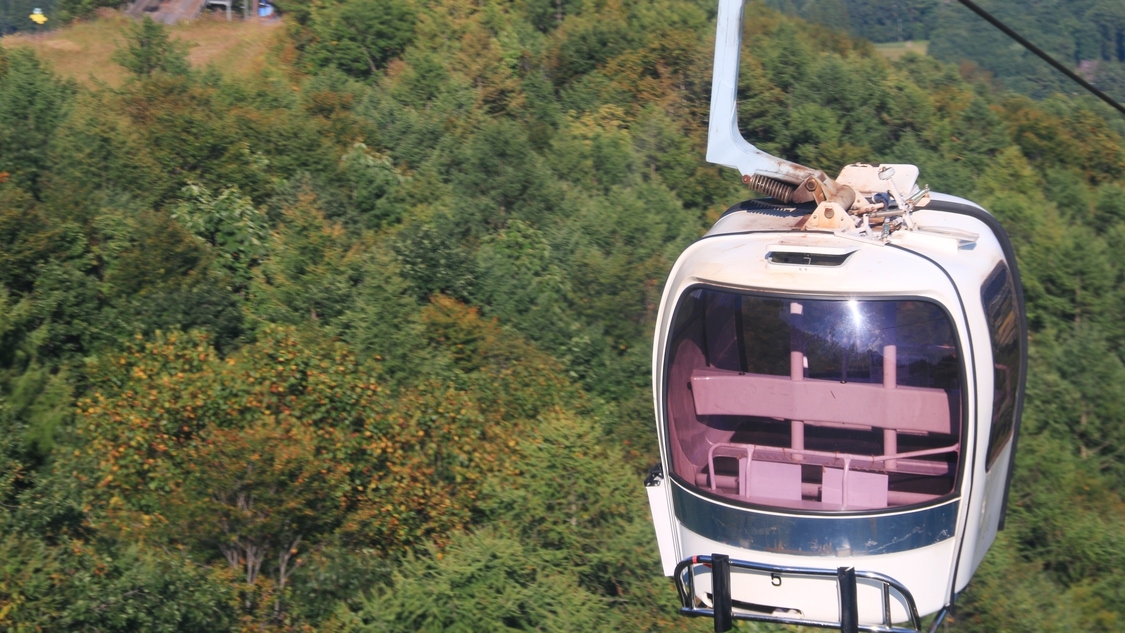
(112, 17), (190, 78)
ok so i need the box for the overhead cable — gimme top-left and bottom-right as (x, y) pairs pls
(953, 0), (1125, 117)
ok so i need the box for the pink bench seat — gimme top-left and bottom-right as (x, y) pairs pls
(691, 368), (957, 435)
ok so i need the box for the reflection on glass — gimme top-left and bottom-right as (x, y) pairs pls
(982, 263), (1020, 470)
(665, 288), (963, 512)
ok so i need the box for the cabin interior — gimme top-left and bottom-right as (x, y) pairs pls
(665, 288), (963, 511)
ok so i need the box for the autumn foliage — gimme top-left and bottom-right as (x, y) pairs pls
(3, 1), (1125, 630)
(76, 318), (527, 555)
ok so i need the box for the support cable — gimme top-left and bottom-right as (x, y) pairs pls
(953, 0), (1125, 117)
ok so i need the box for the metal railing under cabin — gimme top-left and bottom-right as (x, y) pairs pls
(674, 554), (948, 633)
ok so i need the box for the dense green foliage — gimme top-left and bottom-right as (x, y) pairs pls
(111, 17), (191, 77)
(772, 0), (1125, 102)
(1, 1), (1125, 630)
(927, 0), (1125, 102)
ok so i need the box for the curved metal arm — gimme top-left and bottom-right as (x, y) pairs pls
(706, 0), (831, 193)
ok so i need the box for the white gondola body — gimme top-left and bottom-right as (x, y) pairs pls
(645, 0), (1026, 627)
(646, 191), (1024, 625)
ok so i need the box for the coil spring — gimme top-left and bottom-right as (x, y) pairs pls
(749, 174), (797, 203)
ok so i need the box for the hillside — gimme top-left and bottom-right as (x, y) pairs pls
(0, 1), (1124, 631)
(768, 0), (1125, 103)
(1, 9), (280, 86)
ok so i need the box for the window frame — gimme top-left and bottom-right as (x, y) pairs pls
(660, 283), (971, 516)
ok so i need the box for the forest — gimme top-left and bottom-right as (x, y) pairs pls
(7, 0), (1125, 99)
(766, 0), (1125, 103)
(1, 0), (1125, 630)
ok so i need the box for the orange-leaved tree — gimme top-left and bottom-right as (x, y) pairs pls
(171, 420), (346, 591)
(73, 323), (534, 621)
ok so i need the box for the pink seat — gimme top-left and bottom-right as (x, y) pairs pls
(691, 368), (957, 434)
(822, 468), (888, 509)
(748, 460), (802, 501)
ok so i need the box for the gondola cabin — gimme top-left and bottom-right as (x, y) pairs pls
(643, 1), (1028, 631)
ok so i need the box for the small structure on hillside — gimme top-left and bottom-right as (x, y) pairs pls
(204, 0), (232, 20)
(126, 0), (276, 25)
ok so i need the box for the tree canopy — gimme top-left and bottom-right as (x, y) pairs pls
(1, 2), (1124, 630)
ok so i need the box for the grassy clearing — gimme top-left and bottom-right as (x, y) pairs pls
(873, 40), (929, 61)
(0, 9), (282, 87)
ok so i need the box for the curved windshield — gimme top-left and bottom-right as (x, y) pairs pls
(665, 288), (963, 511)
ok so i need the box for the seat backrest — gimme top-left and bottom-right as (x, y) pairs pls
(822, 468), (888, 510)
(747, 460), (802, 501)
(691, 368), (957, 435)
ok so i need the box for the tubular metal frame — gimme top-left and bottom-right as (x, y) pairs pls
(673, 555), (938, 633)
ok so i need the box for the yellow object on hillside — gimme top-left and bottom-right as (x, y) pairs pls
(30, 8), (48, 24)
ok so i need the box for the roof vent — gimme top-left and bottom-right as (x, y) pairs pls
(766, 244), (856, 267)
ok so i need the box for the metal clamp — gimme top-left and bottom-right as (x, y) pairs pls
(674, 554), (947, 633)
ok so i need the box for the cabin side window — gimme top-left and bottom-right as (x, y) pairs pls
(982, 262), (1021, 471)
(664, 288), (964, 512)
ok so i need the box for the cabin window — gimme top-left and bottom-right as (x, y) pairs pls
(982, 263), (1020, 471)
(664, 287), (963, 511)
